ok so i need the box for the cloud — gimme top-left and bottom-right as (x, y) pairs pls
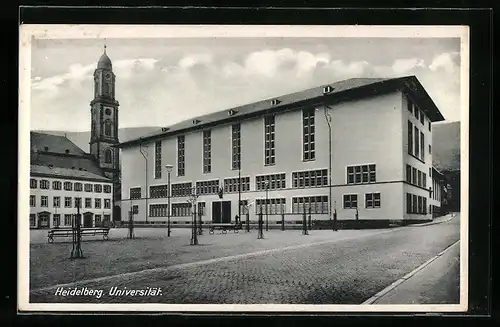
(392, 58), (426, 74)
(429, 52), (460, 73)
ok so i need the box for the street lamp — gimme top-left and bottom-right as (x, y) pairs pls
(324, 105), (336, 231)
(187, 187), (199, 245)
(139, 143), (149, 224)
(165, 164), (173, 237)
(264, 180), (269, 231)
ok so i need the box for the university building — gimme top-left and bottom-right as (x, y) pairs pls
(116, 75), (445, 227)
(29, 47), (121, 228)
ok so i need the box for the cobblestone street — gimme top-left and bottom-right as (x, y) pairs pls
(29, 215), (460, 304)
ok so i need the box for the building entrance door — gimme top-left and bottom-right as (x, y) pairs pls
(38, 212), (50, 229)
(83, 212), (93, 228)
(212, 201), (231, 223)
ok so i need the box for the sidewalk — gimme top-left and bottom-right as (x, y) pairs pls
(366, 240), (460, 304)
(411, 213), (459, 227)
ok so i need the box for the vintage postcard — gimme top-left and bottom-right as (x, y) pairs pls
(19, 24), (469, 312)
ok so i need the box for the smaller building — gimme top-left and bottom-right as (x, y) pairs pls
(29, 132), (113, 229)
(430, 166), (447, 217)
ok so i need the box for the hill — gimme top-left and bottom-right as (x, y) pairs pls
(33, 126), (162, 153)
(432, 121), (460, 172)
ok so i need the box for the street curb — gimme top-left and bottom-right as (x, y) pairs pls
(362, 240), (460, 305)
(410, 214), (457, 227)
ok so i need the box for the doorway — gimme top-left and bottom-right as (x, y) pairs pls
(212, 201), (231, 223)
(38, 212), (50, 229)
(83, 212), (93, 228)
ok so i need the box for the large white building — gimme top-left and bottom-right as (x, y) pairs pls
(116, 76), (445, 228)
(29, 133), (114, 229)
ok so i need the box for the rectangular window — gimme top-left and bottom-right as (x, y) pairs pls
(30, 195), (36, 207)
(224, 177), (250, 193)
(150, 204), (168, 217)
(346, 165), (376, 184)
(408, 121), (413, 155)
(343, 194), (358, 209)
(30, 179), (37, 189)
(154, 141), (162, 179)
(420, 132), (425, 162)
(407, 98), (413, 113)
(171, 182), (193, 197)
(64, 182), (73, 191)
(406, 164), (412, 183)
(417, 171), (422, 187)
(428, 121), (432, 132)
(414, 126), (420, 158)
(94, 184), (102, 193)
(130, 187), (141, 199)
(104, 185), (112, 193)
(74, 197), (81, 208)
(95, 198), (101, 209)
(423, 197), (427, 214)
(420, 110), (425, 125)
(303, 108), (316, 161)
(150, 185), (168, 198)
(64, 214), (72, 226)
(198, 202), (206, 216)
(104, 199), (111, 209)
(406, 193), (412, 214)
(52, 181), (62, 190)
(132, 205), (139, 214)
(95, 215), (102, 225)
(196, 179), (219, 195)
(292, 196), (328, 214)
(231, 123), (241, 170)
(203, 130), (212, 173)
(40, 180), (49, 189)
(172, 203), (192, 216)
(264, 115), (276, 166)
(412, 194), (418, 213)
(292, 169), (328, 188)
(256, 198), (286, 215)
(429, 144), (432, 155)
(103, 215), (111, 223)
(53, 214), (60, 227)
(84, 183), (93, 192)
(177, 135), (185, 176)
(412, 167), (417, 185)
(418, 196), (423, 214)
(74, 182), (83, 192)
(423, 172), (427, 188)
(415, 106), (419, 120)
(41, 196), (48, 207)
(64, 197), (72, 208)
(365, 193), (381, 209)
(53, 196), (60, 208)
(85, 198), (92, 208)
(256, 173), (286, 191)
(30, 214), (36, 227)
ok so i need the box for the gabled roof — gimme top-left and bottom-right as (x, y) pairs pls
(30, 132), (110, 181)
(116, 75), (445, 149)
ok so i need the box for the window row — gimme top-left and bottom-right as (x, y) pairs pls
(406, 164), (427, 188)
(224, 177), (250, 193)
(30, 195), (111, 209)
(292, 169), (328, 188)
(406, 193), (428, 215)
(29, 213), (111, 227)
(408, 121), (426, 162)
(256, 173), (286, 191)
(347, 164), (376, 185)
(292, 196), (328, 214)
(343, 193), (381, 209)
(30, 179), (110, 193)
(407, 97), (429, 129)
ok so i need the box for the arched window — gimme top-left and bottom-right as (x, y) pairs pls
(104, 149), (112, 164)
(104, 120), (112, 136)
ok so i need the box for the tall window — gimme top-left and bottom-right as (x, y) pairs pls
(74, 182), (83, 191)
(232, 123), (241, 170)
(264, 115), (276, 166)
(53, 196), (60, 208)
(64, 197), (72, 208)
(407, 98), (413, 114)
(420, 110), (425, 124)
(417, 171), (422, 187)
(406, 164), (412, 183)
(104, 149), (112, 164)
(154, 141), (162, 179)
(95, 198), (101, 209)
(104, 185), (111, 193)
(412, 194), (418, 213)
(41, 196), (48, 207)
(429, 144), (432, 155)
(428, 121), (432, 132)
(40, 180), (49, 189)
(52, 181), (61, 190)
(104, 199), (111, 209)
(30, 195), (36, 207)
(203, 130), (212, 173)
(64, 214), (72, 226)
(53, 214), (60, 227)
(104, 120), (112, 136)
(303, 108), (315, 161)
(85, 198), (92, 208)
(177, 135), (185, 176)
(74, 197), (81, 208)
(412, 167), (417, 185)
(420, 132), (425, 162)
(94, 184), (102, 193)
(423, 173), (427, 188)
(343, 194), (358, 209)
(84, 183), (93, 192)
(292, 169), (328, 188)
(64, 182), (72, 191)
(406, 193), (412, 213)
(414, 126), (420, 158)
(408, 121), (413, 155)
(30, 179), (37, 189)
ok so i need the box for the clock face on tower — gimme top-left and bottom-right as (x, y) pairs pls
(105, 108), (112, 115)
(104, 72), (112, 81)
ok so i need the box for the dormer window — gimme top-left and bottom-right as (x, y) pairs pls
(65, 149), (70, 154)
(192, 119), (202, 125)
(323, 85), (334, 94)
(228, 109), (238, 116)
(161, 127), (169, 132)
(270, 99), (281, 106)
(44, 146), (49, 151)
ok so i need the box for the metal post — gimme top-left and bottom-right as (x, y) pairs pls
(308, 205), (312, 230)
(281, 206), (285, 231)
(128, 208), (134, 239)
(71, 202), (84, 259)
(257, 206), (264, 239)
(140, 143), (148, 224)
(302, 205), (308, 235)
(188, 188), (199, 245)
(198, 206), (203, 235)
(165, 165), (172, 237)
(238, 158), (241, 227)
(334, 201), (338, 231)
(265, 182), (269, 231)
(246, 210), (250, 233)
(324, 105), (336, 232)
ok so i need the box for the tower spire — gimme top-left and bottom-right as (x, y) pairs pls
(104, 43), (107, 54)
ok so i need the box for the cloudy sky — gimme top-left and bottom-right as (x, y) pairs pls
(30, 36), (461, 132)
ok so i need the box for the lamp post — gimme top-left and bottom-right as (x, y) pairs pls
(139, 143), (149, 224)
(187, 187), (199, 245)
(264, 180), (269, 231)
(165, 164), (173, 237)
(324, 105), (336, 231)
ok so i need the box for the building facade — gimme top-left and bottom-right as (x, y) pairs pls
(117, 76), (445, 227)
(30, 132), (113, 229)
(429, 167), (447, 217)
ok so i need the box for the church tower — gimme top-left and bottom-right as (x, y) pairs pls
(90, 46), (121, 216)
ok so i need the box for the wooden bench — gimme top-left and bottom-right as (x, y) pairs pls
(207, 223), (242, 234)
(47, 227), (110, 243)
